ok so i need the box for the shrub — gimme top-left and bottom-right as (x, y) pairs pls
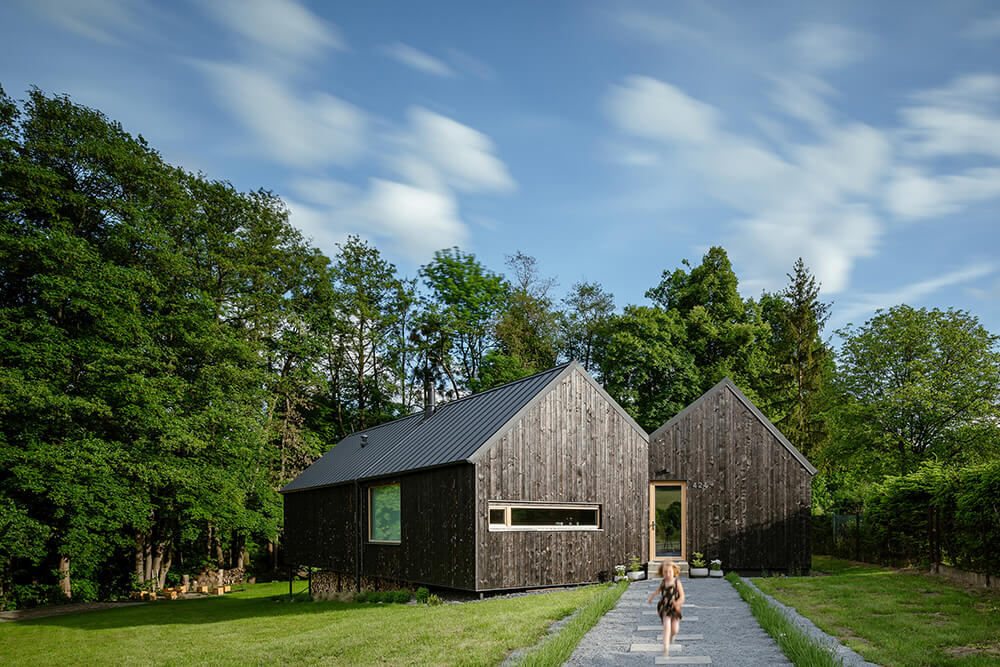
(392, 590), (411, 603)
(415, 587), (429, 604)
(427, 593), (443, 606)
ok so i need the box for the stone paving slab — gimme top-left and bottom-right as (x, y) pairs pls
(653, 657), (712, 665)
(630, 644), (685, 653)
(642, 611), (699, 620)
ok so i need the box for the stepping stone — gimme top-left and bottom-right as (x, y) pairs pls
(654, 657), (712, 665)
(641, 612), (700, 620)
(629, 644), (684, 653)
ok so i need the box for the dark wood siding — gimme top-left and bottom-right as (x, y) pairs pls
(283, 464), (476, 590)
(475, 368), (648, 590)
(284, 483), (356, 571)
(648, 384), (812, 571)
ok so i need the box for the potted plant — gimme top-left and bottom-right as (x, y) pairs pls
(627, 556), (645, 581)
(709, 559), (724, 578)
(614, 564), (628, 582)
(689, 552), (709, 577)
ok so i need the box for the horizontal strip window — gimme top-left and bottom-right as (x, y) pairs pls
(488, 503), (601, 531)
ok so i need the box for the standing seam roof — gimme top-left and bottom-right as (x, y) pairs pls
(280, 362), (571, 493)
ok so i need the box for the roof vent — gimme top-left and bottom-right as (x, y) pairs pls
(360, 434), (368, 447)
(424, 375), (436, 420)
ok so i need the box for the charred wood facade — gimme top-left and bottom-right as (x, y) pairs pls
(474, 367), (648, 590)
(648, 380), (814, 572)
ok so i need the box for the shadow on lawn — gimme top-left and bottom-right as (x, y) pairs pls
(15, 592), (380, 630)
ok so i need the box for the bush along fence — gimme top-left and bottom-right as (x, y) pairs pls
(813, 460), (1000, 582)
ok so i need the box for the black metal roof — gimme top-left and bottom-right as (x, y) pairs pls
(280, 362), (573, 493)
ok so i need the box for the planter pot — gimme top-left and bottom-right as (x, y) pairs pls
(614, 575), (628, 582)
(689, 567), (709, 578)
(627, 571), (644, 581)
(709, 570), (723, 578)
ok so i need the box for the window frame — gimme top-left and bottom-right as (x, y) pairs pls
(487, 501), (602, 532)
(368, 483), (401, 544)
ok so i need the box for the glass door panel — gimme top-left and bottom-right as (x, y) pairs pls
(654, 485), (683, 559)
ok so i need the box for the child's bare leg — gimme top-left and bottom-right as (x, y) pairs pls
(669, 617), (680, 645)
(662, 617), (670, 656)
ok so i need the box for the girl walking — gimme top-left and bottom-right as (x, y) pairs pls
(647, 560), (685, 658)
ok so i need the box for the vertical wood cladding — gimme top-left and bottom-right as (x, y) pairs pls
(475, 368), (649, 590)
(648, 384), (812, 571)
(283, 464), (476, 590)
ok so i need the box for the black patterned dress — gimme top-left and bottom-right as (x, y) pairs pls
(656, 580), (682, 622)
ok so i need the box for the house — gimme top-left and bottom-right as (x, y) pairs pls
(281, 364), (815, 592)
(647, 377), (816, 573)
(281, 361), (648, 592)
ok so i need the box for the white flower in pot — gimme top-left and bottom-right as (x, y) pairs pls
(614, 564), (628, 581)
(709, 559), (724, 577)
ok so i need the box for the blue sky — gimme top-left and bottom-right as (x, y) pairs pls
(3, 0), (1000, 336)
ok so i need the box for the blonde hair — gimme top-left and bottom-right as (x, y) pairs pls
(658, 560), (679, 578)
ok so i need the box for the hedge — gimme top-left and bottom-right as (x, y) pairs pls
(813, 460), (1000, 576)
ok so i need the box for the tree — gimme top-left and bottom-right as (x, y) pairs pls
(645, 246), (770, 402)
(560, 281), (615, 376)
(419, 248), (507, 393)
(597, 306), (698, 433)
(483, 252), (559, 388)
(760, 258), (832, 457)
(834, 305), (1000, 476)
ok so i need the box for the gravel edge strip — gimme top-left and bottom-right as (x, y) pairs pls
(739, 577), (880, 667)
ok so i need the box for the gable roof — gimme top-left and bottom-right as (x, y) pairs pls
(282, 361), (648, 493)
(280, 362), (563, 493)
(648, 377), (817, 476)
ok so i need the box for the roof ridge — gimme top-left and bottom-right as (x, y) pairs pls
(434, 360), (572, 409)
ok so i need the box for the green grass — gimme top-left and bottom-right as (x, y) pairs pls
(752, 556), (1000, 667)
(511, 580), (628, 666)
(0, 582), (606, 666)
(726, 573), (843, 667)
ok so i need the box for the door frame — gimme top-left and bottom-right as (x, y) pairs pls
(648, 481), (687, 563)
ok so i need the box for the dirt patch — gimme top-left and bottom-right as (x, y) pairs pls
(945, 642), (1000, 658)
(0, 601), (145, 623)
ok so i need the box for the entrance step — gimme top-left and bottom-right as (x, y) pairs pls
(649, 561), (689, 577)
(642, 612), (699, 620)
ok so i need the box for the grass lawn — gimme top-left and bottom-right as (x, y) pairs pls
(753, 555), (1000, 667)
(0, 581), (608, 666)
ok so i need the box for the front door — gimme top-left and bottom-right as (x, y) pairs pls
(649, 482), (686, 563)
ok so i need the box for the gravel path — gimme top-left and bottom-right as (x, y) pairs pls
(739, 577), (879, 667)
(565, 575), (795, 666)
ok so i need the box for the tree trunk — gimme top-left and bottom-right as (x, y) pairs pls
(143, 536), (153, 585)
(134, 533), (145, 588)
(157, 545), (172, 590)
(58, 554), (71, 600)
(214, 535), (224, 568)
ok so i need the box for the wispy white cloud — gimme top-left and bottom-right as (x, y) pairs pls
(201, 0), (345, 63)
(605, 76), (890, 293)
(396, 108), (515, 193)
(900, 74), (1000, 159)
(964, 13), (1000, 40)
(788, 23), (871, 72)
(197, 62), (366, 168)
(382, 42), (455, 77)
(24, 0), (142, 45)
(836, 263), (998, 325)
(885, 166), (1000, 219)
(282, 109), (514, 263)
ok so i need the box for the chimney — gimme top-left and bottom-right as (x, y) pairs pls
(424, 375), (435, 420)
(360, 434), (368, 448)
